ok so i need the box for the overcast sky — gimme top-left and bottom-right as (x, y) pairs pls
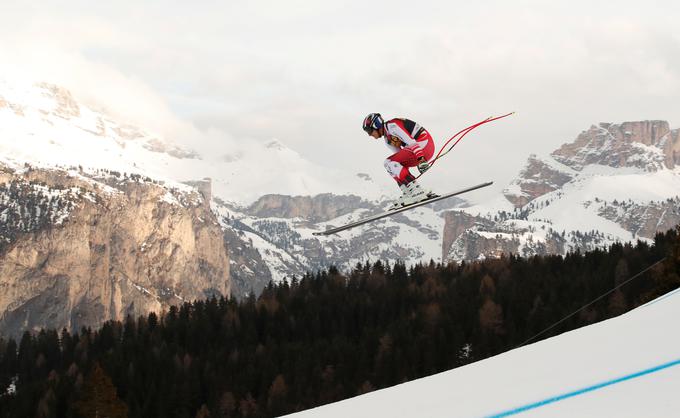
(2, 1), (680, 197)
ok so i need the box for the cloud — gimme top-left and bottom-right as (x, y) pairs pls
(2, 1), (680, 199)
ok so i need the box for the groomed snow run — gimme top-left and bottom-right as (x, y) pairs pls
(288, 287), (680, 417)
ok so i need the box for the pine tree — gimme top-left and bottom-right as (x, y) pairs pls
(479, 298), (504, 335)
(267, 374), (288, 416)
(218, 391), (236, 418)
(73, 362), (128, 418)
(195, 404), (211, 418)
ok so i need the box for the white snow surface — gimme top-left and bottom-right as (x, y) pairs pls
(4, 376), (17, 396)
(522, 168), (680, 238)
(462, 159), (680, 245)
(288, 288), (680, 418)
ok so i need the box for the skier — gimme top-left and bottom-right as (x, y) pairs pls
(362, 113), (437, 208)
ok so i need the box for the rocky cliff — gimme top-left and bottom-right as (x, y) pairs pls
(0, 164), (230, 338)
(442, 120), (680, 263)
(552, 120), (679, 171)
(246, 194), (374, 223)
(503, 155), (574, 208)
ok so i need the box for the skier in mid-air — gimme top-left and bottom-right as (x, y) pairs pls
(314, 113), (510, 235)
(362, 113), (438, 209)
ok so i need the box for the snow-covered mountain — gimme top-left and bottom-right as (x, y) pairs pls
(442, 121), (680, 262)
(212, 120), (680, 296)
(2, 79), (680, 298)
(213, 193), (466, 297)
(0, 79), (392, 203)
(287, 288), (680, 418)
(0, 80), (470, 297)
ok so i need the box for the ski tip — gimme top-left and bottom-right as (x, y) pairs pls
(312, 230), (333, 236)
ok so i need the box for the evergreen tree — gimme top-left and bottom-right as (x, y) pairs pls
(73, 362), (128, 418)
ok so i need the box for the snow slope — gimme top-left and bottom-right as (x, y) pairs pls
(524, 166), (680, 237)
(448, 155), (680, 262)
(288, 287), (680, 418)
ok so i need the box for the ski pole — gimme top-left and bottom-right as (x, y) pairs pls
(416, 112), (515, 179)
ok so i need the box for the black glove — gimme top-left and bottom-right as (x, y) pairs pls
(388, 136), (402, 148)
(417, 158), (429, 174)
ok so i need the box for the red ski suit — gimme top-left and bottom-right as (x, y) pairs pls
(382, 118), (435, 185)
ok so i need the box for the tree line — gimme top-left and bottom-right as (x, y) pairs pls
(1, 227), (679, 418)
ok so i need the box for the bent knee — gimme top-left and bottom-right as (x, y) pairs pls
(384, 159), (402, 176)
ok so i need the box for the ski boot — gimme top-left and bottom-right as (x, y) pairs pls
(389, 184), (411, 210)
(389, 181), (439, 210)
(404, 181), (438, 205)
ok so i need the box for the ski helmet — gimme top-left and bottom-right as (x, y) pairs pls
(362, 113), (384, 134)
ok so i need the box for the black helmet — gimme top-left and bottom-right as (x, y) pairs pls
(362, 113), (384, 133)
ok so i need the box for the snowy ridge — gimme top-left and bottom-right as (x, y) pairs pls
(0, 79), (394, 204)
(0, 181), (83, 240)
(288, 288), (680, 418)
(3, 79), (680, 296)
(213, 196), (456, 292)
(444, 148), (680, 262)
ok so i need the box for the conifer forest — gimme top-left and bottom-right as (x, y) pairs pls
(1, 228), (679, 418)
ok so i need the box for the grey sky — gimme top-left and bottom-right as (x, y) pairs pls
(2, 1), (680, 197)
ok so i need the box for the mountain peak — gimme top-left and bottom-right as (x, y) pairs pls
(0, 78), (201, 181)
(551, 120), (679, 171)
(35, 82), (81, 119)
(504, 120), (680, 209)
(503, 154), (574, 208)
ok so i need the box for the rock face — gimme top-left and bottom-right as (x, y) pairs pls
(597, 198), (680, 238)
(34, 83), (81, 119)
(246, 194), (373, 223)
(552, 121), (678, 171)
(503, 155), (574, 208)
(0, 164), (230, 338)
(441, 210), (572, 262)
(504, 121), (680, 209)
(442, 120), (680, 263)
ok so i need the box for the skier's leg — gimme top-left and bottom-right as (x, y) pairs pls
(402, 132), (435, 166)
(403, 133), (437, 199)
(384, 150), (416, 209)
(416, 130), (435, 162)
(385, 149), (418, 185)
(384, 136), (437, 208)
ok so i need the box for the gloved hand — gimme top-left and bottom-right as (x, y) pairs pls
(387, 136), (402, 148)
(417, 158), (429, 174)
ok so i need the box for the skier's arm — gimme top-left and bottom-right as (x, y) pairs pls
(385, 122), (417, 147)
(384, 141), (401, 153)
